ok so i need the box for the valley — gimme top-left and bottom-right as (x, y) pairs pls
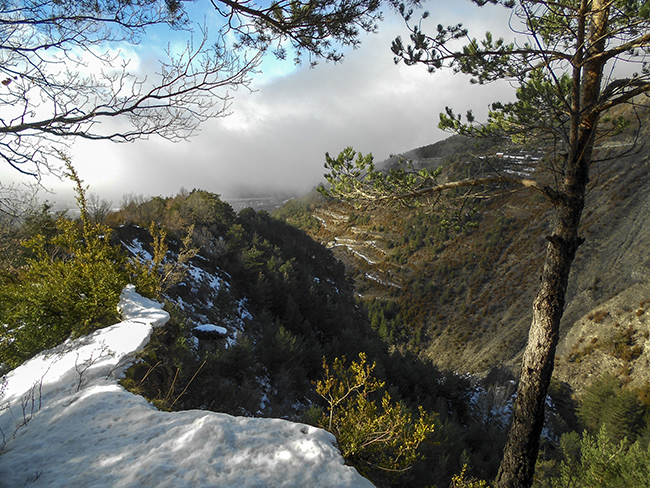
(4, 100), (650, 488)
(276, 100), (650, 397)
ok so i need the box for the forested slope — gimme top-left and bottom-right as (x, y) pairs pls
(275, 99), (650, 395)
(1, 188), (495, 486)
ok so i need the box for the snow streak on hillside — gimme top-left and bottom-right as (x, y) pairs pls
(0, 286), (373, 488)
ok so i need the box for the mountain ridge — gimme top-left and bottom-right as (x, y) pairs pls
(275, 99), (650, 394)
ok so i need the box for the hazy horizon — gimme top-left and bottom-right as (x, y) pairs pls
(1, 1), (517, 209)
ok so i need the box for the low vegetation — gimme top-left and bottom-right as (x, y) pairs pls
(0, 166), (138, 368)
(314, 353), (436, 483)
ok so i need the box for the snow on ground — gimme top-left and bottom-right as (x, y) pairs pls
(0, 285), (374, 488)
(121, 238), (153, 262)
(186, 263), (227, 294)
(364, 273), (402, 290)
(193, 324), (228, 335)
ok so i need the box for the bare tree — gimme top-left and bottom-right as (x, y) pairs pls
(0, 0), (393, 182)
(0, 181), (37, 218)
(87, 193), (112, 223)
(0, 0), (264, 180)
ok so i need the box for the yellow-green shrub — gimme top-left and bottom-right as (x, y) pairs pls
(315, 352), (435, 479)
(0, 208), (128, 368)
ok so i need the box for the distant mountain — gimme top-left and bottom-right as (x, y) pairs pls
(225, 194), (296, 213)
(276, 99), (650, 396)
(380, 134), (502, 170)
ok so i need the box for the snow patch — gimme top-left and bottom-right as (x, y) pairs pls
(121, 238), (153, 262)
(186, 264), (227, 293)
(0, 286), (374, 488)
(193, 324), (228, 335)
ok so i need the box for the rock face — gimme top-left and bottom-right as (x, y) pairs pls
(301, 101), (650, 392)
(554, 283), (650, 395)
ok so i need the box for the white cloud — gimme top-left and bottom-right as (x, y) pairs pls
(1, 2), (518, 205)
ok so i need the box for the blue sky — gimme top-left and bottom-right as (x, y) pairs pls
(2, 0), (517, 206)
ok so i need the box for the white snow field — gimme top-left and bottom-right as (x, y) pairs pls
(0, 285), (374, 488)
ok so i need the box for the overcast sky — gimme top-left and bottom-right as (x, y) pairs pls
(3, 0), (518, 207)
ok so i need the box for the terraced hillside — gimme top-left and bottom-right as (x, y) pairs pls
(276, 100), (650, 394)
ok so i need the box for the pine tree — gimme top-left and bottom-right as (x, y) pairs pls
(322, 1), (650, 485)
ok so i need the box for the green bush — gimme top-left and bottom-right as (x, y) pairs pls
(0, 162), (157, 370)
(577, 374), (646, 444)
(0, 205), (128, 369)
(549, 427), (650, 488)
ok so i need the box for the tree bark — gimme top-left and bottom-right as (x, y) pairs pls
(495, 136), (595, 486)
(494, 3), (609, 485)
(494, 195), (585, 488)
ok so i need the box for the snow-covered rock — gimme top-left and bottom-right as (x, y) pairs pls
(0, 286), (374, 488)
(193, 324), (228, 335)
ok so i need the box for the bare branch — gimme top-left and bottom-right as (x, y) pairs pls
(0, 2), (262, 178)
(376, 175), (562, 204)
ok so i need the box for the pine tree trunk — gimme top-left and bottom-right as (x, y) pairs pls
(494, 126), (597, 488)
(494, 197), (585, 488)
(494, 2), (609, 484)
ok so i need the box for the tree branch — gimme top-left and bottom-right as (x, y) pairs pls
(376, 175), (562, 205)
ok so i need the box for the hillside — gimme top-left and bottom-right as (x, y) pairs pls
(4, 102), (650, 486)
(275, 99), (650, 395)
(3, 187), (513, 486)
